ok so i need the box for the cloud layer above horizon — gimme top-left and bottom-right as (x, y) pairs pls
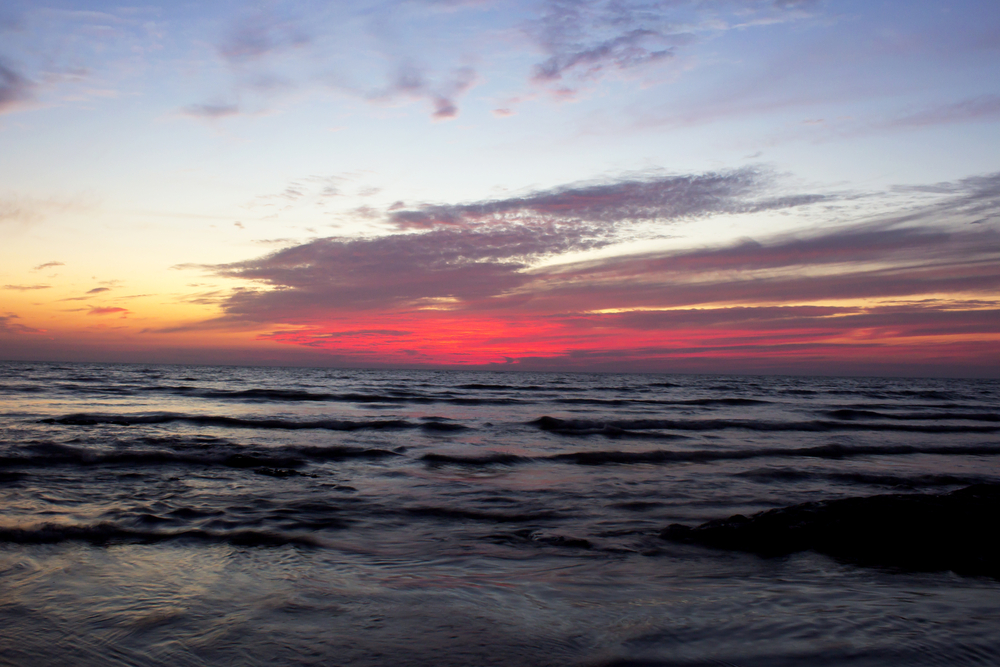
(166, 168), (1000, 374)
(1, 0), (998, 375)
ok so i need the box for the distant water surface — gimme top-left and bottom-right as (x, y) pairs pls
(1, 362), (999, 666)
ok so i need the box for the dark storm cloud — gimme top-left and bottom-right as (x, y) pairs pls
(389, 168), (821, 229)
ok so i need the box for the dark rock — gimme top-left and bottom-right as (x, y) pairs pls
(660, 484), (1000, 577)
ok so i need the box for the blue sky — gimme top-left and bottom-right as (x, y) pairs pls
(2, 0), (999, 374)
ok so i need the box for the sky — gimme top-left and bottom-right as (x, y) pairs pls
(1, 0), (999, 376)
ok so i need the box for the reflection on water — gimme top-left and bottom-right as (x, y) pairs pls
(1, 362), (999, 665)
(3, 544), (999, 666)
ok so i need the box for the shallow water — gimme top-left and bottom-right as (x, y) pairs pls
(2, 362), (999, 665)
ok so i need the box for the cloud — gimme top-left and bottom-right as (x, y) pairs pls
(369, 62), (478, 120)
(389, 167), (823, 229)
(218, 12), (311, 63)
(524, 0), (818, 99)
(207, 224), (592, 320)
(204, 4), (485, 121)
(0, 194), (95, 225)
(86, 287), (110, 294)
(179, 103), (241, 119)
(175, 0), (822, 122)
(532, 28), (675, 83)
(174, 168), (1000, 372)
(892, 95), (1000, 128)
(525, 0), (691, 96)
(0, 58), (35, 114)
(801, 95), (1000, 142)
(0, 313), (43, 335)
(32, 261), (64, 271)
(523, 222), (1000, 315)
(193, 167), (828, 324)
(4, 284), (51, 290)
(87, 306), (129, 316)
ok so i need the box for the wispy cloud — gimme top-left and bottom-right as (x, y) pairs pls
(87, 306), (129, 316)
(4, 284), (51, 291)
(525, 223), (1000, 314)
(0, 194), (94, 225)
(32, 261), (64, 271)
(524, 0), (818, 100)
(368, 62), (478, 120)
(0, 58), (35, 114)
(888, 95), (1000, 129)
(389, 167), (821, 229)
(199, 5), (484, 121)
(164, 0), (828, 121)
(173, 169), (1000, 370)
(86, 287), (110, 294)
(178, 102), (242, 119)
(218, 12), (311, 64)
(194, 167), (826, 322)
(0, 313), (44, 335)
(532, 28), (676, 83)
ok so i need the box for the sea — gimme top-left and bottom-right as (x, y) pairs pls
(1, 360), (998, 666)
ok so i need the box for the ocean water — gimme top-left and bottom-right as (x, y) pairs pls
(1, 361), (999, 666)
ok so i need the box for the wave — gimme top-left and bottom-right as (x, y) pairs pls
(455, 383), (578, 392)
(824, 389), (968, 401)
(0, 522), (320, 547)
(824, 408), (1000, 422)
(423, 442), (1000, 469)
(1, 385), (46, 394)
(193, 388), (341, 401)
(532, 417), (685, 438)
(0, 440), (400, 470)
(736, 468), (994, 488)
(551, 397), (769, 407)
(421, 453), (531, 466)
(485, 529), (592, 549)
(40, 412), (465, 432)
(546, 442), (1000, 465)
(532, 416), (1000, 435)
(417, 420), (472, 431)
(402, 506), (563, 523)
(18, 382), (536, 405)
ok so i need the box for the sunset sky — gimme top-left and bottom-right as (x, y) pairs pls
(2, 0), (999, 376)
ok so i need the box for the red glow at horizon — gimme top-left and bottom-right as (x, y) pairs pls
(254, 308), (998, 371)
